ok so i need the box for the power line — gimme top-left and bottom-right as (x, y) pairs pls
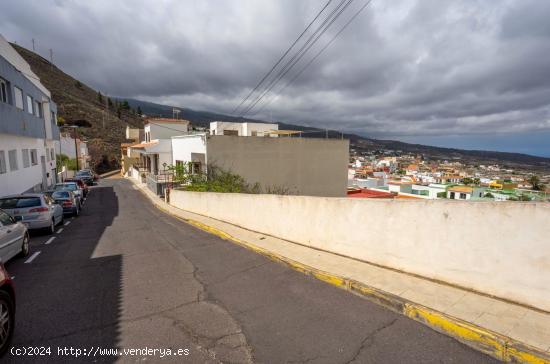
(238, 0), (356, 118)
(231, 0), (334, 116)
(237, 0), (351, 118)
(252, 0), (374, 118)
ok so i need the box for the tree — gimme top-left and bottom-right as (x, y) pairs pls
(56, 154), (78, 171)
(97, 91), (103, 103)
(108, 98), (113, 107)
(121, 100), (130, 110)
(518, 194), (531, 201)
(528, 175), (545, 191)
(462, 177), (473, 185)
(137, 106), (142, 116)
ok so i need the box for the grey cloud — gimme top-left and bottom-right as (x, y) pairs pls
(1, 0), (550, 145)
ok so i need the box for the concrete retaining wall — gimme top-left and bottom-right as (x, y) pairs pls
(169, 190), (550, 311)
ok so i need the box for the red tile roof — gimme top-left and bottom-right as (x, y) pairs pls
(347, 189), (394, 199)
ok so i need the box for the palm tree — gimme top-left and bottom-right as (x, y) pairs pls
(528, 175), (545, 191)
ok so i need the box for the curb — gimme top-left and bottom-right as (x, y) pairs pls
(99, 170), (121, 178)
(130, 180), (550, 364)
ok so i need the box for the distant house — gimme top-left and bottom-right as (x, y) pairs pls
(128, 118), (190, 175)
(59, 132), (90, 169)
(0, 34), (60, 196)
(447, 186), (486, 200)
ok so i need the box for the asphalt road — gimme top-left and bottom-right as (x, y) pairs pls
(4, 177), (500, 363)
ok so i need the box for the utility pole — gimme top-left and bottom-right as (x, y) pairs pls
(49, 49), (53, 70)
(73, 128), (80, 171)
(32, 38), (35, 51)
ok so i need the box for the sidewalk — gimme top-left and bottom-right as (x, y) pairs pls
(130, 179), (550, 364)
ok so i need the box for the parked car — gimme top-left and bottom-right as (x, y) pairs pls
(0, 208), (30, 262)
(45, 190), (80, 217)
(0, 194), (64, 234)
(64, 178), (89, 197)
(54, 182), (83, 206)
(75, 170), (96, 186)
(0, 262), (15, 357)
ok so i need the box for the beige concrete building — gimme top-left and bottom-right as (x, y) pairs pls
(171, 132), (349, 197)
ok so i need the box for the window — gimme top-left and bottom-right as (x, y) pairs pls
(251, 131), (258, 136)
(22, 149), (30, 168)
(46, 148), (50, 161)
(51, 111), (56, 124)
(14, 86), (23, 109)
(223, 129), (239, 136)
(50, 148), (55, 161)
(449, 192), (455, 199)
(0, 77), (8, 104)
(8, 150), (18, 171)
(30, 149), (38, 165)
(26, 95), (33, 114)
(0, 151), (6, 174)
(34, 100), (42, 117)
(0, 210), (15, 226)
(460, 193), (467, 199)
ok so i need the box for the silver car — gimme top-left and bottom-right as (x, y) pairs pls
(0, 209), (30, 263)
(54, 182), (83, 206)
(0, 194), (64, 234)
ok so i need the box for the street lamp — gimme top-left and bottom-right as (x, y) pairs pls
(60, 125), (80, 171)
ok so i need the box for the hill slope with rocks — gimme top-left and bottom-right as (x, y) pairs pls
(12, 44), (143, 173)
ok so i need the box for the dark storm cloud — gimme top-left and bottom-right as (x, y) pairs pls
(1, 0), (550, 140)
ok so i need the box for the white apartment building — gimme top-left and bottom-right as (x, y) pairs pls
(0, 34), (60, 196)
(210, 121), (278, 137)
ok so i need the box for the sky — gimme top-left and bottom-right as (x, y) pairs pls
(1, 0), (550, 157)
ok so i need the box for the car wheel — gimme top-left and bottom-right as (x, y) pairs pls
(19, 233), (30, 257)
(0, 291), (15, 357)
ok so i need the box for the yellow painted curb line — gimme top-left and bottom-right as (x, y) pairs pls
(132, 181), (550, 364)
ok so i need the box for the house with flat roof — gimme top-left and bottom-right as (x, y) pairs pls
(210, 121), (278, 137)
(0, 34), (60, 196)
(447, 186), (487, 200)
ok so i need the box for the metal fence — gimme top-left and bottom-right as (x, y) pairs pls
(145, 171), (174, 197)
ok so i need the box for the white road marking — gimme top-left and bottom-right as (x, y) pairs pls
(25, 251), (41, 264)
(64, 221), (71, 226)
(45, 237), (56, 245)
(10, 276), (15, 280)
(56, 228), (64, 234)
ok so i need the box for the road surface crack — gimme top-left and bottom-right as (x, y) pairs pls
(344, 318), (398, 364)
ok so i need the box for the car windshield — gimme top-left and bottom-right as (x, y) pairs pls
(56, 184), (77, 191)
(52, 191), (70, 199)
(76, 171), (92, 176)
(0, 197), (42, 209)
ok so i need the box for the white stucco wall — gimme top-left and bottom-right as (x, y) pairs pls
(0, 134), (51, 196)
(169, 190), (550, 311)
(171, 134), (207, 164)
(210, 121), (278, 137)
(147, 122), (189, 140)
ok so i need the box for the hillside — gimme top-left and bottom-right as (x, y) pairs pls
(12, 44), (144, 173)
